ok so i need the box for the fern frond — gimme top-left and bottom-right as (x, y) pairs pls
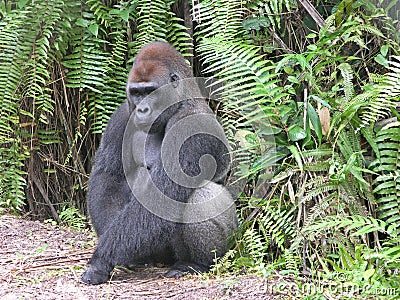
(96, 31), (128, 133)
(258, 205), (296, 250)
(0, 0), (74, 210)
(247, 0), (294, 31)
(63, 34), (108, 94)
(166, 15), (193, 56)
(62, 28), (110, 133)
(303, 215), (388, 238)
(128, 0), (192, 63)
(243, 228), (268, 262)
(283, 249), (299, 271)
(193, 0), (246, 40)
(371, 122), (400, 230)
(360, 56), (400, 126)
(301, 182), (338, 203)
(338, 63), (354, 102)
(134, 0), (169, 51)
(198, 38), (284, 115)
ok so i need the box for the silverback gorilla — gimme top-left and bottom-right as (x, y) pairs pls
(81, 41), (238, 284)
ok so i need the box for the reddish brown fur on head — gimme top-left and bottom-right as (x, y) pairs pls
(125, 42), (194, 126)
(127, 41), (192, 84)
(128, 60), (167, 84)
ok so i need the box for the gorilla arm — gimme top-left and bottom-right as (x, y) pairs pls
(163, 99), (231, 185)
(87, 102), (132, 236)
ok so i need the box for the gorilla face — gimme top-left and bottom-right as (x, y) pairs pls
(125, 41), (192, 133)
(126, 59), (183, 133)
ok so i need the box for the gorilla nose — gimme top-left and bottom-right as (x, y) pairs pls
(136, 104), (152, 119)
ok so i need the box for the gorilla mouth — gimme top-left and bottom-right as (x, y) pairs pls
(133, 116), (152, 128)
(135, 121), (165, 135)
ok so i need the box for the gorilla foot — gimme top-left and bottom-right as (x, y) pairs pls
(164, 268), (186, 278)
(81, 264), (111, 285)
(164, 261), (208, 278)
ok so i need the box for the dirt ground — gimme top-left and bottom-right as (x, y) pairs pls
(0, 214), (287, 300)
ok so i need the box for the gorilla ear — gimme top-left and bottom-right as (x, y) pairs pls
(170, 73), (180, 88)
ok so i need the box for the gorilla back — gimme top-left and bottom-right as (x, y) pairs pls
(81, 41), (237, 285)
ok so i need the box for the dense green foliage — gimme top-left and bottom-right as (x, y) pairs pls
(0, 0), (191, 218)
(1, 0), (399, 298)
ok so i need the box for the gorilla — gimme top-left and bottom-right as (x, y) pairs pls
(81, 41), (237, 285)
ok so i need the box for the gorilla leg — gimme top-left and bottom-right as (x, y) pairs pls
(82, 199), (175, 284)
(165, 182), (237, 278)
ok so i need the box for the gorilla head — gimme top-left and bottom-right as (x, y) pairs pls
(126, 42), (193, 132)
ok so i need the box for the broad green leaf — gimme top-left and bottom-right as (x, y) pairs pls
(363, 268), (375, 281)
(288, 124), (306, 141)
(89, 23), (99, 37)
(242, 17), (270, 31)
(380, 44), (389, 56)
(375, 54), (389, 67)
(307, 103), (322, 144)
(307, 44), (317, 51)
(120, 9), (131, 22)
(310, 95), (332, 109)
(287, 145), (303, 170)
(76, 18), (89, 27)
(17, 0), (30, 9)
(287, 76), (299, 83)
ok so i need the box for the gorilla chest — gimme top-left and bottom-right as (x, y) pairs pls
(131, 131), (163, 170)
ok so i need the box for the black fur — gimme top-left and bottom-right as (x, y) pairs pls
(81, 42), (237, 285)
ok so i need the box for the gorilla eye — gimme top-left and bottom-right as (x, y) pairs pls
(170, 73), (179, 82)
(170, 73), (179, 87)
